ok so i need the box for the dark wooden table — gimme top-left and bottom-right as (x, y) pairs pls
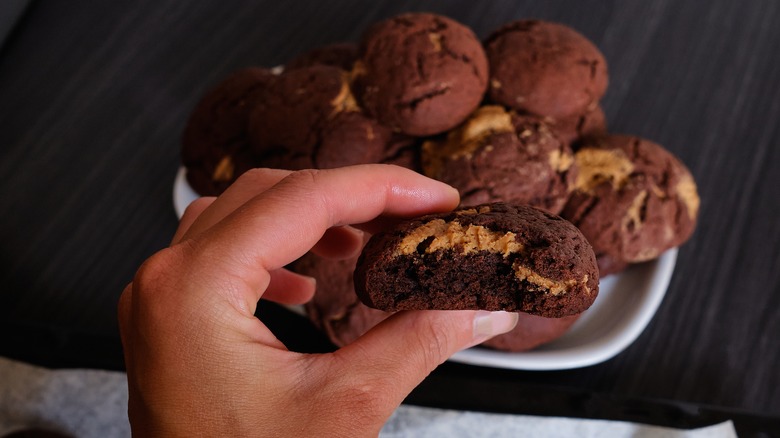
(2, 0), (779, 434)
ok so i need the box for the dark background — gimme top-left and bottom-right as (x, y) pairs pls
(1, 0), (779, 432)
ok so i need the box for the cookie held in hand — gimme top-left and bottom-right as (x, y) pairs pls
(354, 203), (599, 318)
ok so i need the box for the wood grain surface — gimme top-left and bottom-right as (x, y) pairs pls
(1, 0), (779, 423)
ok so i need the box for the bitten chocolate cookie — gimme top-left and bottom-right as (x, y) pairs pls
(561, 135), (700, 267)
(286, 42), (359, 71)
(485, 20), (608, 120)
(181, 67), (274, 195)
(422, 105), (576, 214)
(354, 203), (599, 318)
(354, 13), (489, 136)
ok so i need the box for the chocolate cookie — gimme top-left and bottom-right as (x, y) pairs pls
(181, 67), (274, 195)
(422, 105), (576, 214)
(485, 20), (608, 119)
(547, 104), (607, 148)
(248, 65), (357, 164)
(354, 13), (489, 136)
(286, 42), (359, 71)
(315, 110), (393, 168)
(482, 313), (580, 352)
(561, 135), (700, 266)
(296, 243), (578, 351)
(294, 253), (390, 347)
(354, 203), (599, 318)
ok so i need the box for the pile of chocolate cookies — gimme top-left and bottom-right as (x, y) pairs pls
(181, 13), (700, 352)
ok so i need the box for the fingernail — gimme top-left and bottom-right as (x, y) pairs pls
(473, 311), (519, 342)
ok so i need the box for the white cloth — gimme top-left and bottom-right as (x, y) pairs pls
(0, 356), (737, 438)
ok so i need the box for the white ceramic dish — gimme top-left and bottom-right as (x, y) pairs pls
(173, 167), (676, 370)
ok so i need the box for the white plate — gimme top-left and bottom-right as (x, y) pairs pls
(173, 167), (676, 370)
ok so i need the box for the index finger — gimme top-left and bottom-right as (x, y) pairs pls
(183, 164), (459, 315)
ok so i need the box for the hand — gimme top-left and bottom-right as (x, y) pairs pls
(118, 165), (518, 437)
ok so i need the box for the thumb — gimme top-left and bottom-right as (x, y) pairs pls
(328, 310), (518, 422)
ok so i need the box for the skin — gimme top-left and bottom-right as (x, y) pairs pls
(118, 165), (518, 437)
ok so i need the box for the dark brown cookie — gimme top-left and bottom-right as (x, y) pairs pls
(315, 110), (393, 169)
(561, 135), (700, 264)
(596, 253), (630, 277)
(481, 313), (580, 352)
(296, 242), (577, 351)
(354, 203), (599, 318)
(286, 42), (359, 71)
(354, 13), (489, 136)
(181, 67), (274, 195)
(422, 105), (576, 214)
(485, 20), (608, 119)
(294, 253), (390, 347)
(184, 149), (259, 196)
(547, 104), (608, 148)
(247, 65), (357, 166)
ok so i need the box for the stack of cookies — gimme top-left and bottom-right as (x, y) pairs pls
(181, 13), (700, 352)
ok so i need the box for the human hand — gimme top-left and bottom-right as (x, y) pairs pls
(118, 165), (518, 437)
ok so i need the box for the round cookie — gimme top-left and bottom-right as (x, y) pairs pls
(561, 135), (700, 264)
(354, 202), (599, 318)
(485, 20), (608, 119)
(422, 105), (576, 214)
(354, 13), (489, 136)
(248, 65), (358, 164)
(181, 67), (274, 195)
(482, 313), (580, 352)
(315, 110), (393, 169)
(595, 253), (630, 277)
(380, 134), (422, 171)
(294, 252), (390, 347)
(547, 104), (607, 148)
(286, 42), (359, 71)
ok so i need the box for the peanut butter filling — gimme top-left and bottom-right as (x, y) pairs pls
(329, 71), (359, 116)
(394, 217), (587, 297)
(513, 266), (587, 296)
(394, 219), (523, 258)
(675, 173), (700, 219)
(428, 32), (442, 52)
(212, 156), (234, 182)
(458, 106), (514, 145)
(574, 148), (634, 193)
(422, 105), (514, 175)
(622, 190), (648, 233)
(549, 149), (574, 172)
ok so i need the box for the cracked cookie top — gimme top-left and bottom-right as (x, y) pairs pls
(561, 135), (700, 264)
(353, 13), (489, 136)
(485, 20), (608, 120)
(422, 105), (577, 214)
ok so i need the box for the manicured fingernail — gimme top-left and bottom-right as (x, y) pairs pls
(473, 311), (519, 342)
